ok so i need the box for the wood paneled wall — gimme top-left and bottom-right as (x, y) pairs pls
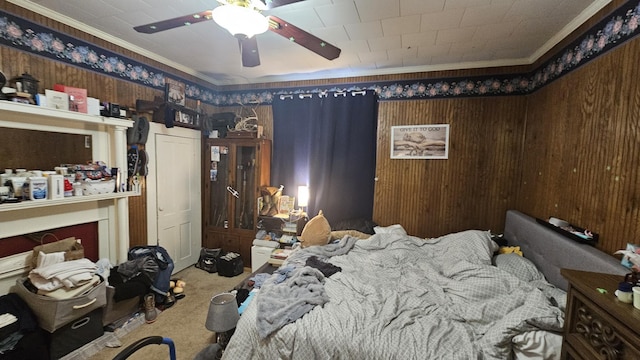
(374, 98), (526, 238)
(519, 36), (640, 256)
(0, 129), (92, 170)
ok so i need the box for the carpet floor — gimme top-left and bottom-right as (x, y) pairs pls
(63, 265), (250, 360)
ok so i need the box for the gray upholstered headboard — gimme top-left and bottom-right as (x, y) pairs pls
(503, 210), (627, 291)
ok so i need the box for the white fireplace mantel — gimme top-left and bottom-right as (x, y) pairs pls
(0, 101), (136, 294)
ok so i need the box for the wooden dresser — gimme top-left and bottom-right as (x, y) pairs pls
(561, 269), (640, 359)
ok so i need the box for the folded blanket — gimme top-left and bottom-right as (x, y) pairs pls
(29, 258), (96, 291)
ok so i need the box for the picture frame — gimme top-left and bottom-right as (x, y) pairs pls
(175, 110), (194, 126)
(391, 124), (449, 159)
(165, 78), (185, 106)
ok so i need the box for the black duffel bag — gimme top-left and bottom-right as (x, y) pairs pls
(217, 252), (244, 277)
(195, 247), (221, 273)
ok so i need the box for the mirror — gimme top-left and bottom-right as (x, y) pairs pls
(0, 128), (92, 171)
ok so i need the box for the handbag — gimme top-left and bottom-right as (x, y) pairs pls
(31, 236), (84, 269)
(217, 252), (244, 277)
(195, 248), (221, 273)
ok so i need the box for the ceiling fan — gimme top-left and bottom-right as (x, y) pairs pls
(133, 0), (341, 68)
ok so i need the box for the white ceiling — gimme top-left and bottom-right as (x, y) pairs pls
(8, 0), (610, 86)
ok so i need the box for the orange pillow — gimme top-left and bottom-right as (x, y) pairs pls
(299, 210), (331, 248)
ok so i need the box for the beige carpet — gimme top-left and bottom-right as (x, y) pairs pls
(80, 266), (250, 360)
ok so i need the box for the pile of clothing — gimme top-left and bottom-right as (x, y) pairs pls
(110, 246), (174, 307)
(28, 254), (97, 292)
(0, 294), (47, 359)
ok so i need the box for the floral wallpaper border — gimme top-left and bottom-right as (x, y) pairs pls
(0, 1), (638, 106)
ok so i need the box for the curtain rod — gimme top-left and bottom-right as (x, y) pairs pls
(279, 90), (367, 100)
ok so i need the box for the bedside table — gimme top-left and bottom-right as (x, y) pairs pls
(560, 269), (640, 359)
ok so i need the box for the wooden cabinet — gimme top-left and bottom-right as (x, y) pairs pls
(202, 138), (271, 264)
(561, 269), (640, 360)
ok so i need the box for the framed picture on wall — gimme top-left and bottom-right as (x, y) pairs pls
(165, 78), (186, 106)
(391, 124), (449, 159)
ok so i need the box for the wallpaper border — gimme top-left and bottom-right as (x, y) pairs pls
(0, 1), (638, 105)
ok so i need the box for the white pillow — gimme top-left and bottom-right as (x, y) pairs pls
(512, 330), (562, 360)
(373, 224), (407, 235)
(494, 253), (544, 282)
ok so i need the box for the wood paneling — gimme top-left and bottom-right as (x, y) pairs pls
(374, 98), (526, 238)
(519, 36), (640, 256)
(0, 128), (92, 170)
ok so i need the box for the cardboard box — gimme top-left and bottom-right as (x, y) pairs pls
(87, 97), (100, 115)
(53, 84), (88, 113)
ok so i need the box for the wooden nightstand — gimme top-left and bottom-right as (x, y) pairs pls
(561, 269), (640, 359)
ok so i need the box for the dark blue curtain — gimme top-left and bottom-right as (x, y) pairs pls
(271, 91), (378, 226)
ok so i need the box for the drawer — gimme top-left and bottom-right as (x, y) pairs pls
(565, 290), (640, 359)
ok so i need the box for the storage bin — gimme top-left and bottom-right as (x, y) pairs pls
(47, 307), (104, 359)
(14, 277), (106, 333)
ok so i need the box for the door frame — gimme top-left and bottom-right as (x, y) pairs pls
(145, 122), (201, 272)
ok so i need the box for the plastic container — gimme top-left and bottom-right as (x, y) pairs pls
(24, 176), (47, 200)
(48, 174), (65, 199)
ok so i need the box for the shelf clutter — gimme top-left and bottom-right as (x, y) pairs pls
(0, 162), (129, 207)
(252, 213), (307, 269)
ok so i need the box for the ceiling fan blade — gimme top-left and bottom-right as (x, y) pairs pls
(134, 11), (212, 34)
(262, 0), (305, 10)
(239, 36), (261, 67)
(267, 16), (341, 61)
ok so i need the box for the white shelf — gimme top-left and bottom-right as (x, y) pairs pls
(0, 101), (132, 128)
(0, 99), (135, 293)
(0, 191), (138, 213)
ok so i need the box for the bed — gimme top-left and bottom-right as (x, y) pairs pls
(223, 210), (628, 359)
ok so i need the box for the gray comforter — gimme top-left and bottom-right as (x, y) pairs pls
(223, 230), (565, 360)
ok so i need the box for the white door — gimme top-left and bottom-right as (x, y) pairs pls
(154, 132), (200, 272)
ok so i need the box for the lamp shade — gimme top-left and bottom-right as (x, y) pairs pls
(205, 293), (239, 333)
(297, 185), (309, 208)
(211, 5), (269, 38)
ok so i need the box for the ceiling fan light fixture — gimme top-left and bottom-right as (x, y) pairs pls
(211, 4), (269, 38)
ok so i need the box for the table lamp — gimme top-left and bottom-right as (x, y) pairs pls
(205, 292), (239, 358)
(297, 185), (309, 214)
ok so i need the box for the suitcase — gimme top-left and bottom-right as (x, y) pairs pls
(14, 276), (107, 332)
(47, 307), (104, 359)
(217, 252), (244, 277)
(102, 285), (141, 326)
